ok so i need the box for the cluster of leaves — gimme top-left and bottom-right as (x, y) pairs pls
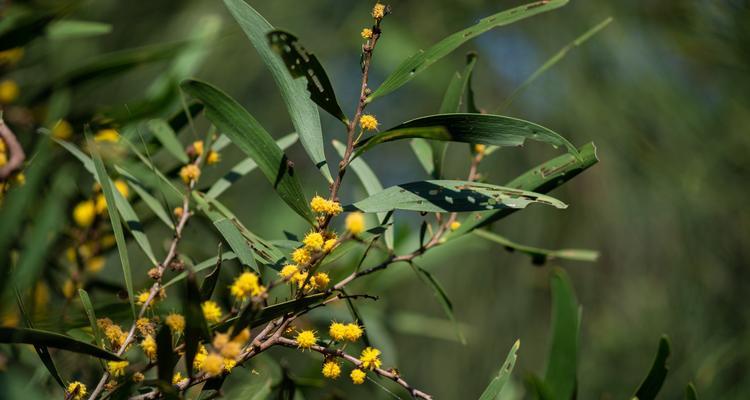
(0, 1), (699, 399)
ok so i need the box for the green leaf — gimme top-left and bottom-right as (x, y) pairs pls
(0, 9), (58, 51)
(181, 79), (314, 223)
(184, 272), (210, 377)
(543, 268), (580, 400)
(474, 230), (599, 264)
(332, 140), (393, 250)
(354, 113), (578, 159)
(478, 339), (521, 400)
(14, 290), (64, 388)
(200, 246), (223, 301)
(214, 219), (258, 271)
(147, 119), (188, 163)
(114, 165), (175, 229)
(685, 383), (699, 400)
(267, 30), (347, 124)
(90, 141), (137, 317)
(633, 335), (671, 400)
(409, 138), (434, 176)
(367, 0), (569, 101)
(206, 133), (298, 199)
(347, 180), (566, 213)
(223, 0), (332, 182)
(218, 294), (327, 332)
(156, 325), (177, 388)
(498, 17), (612, 111)
(453, 142), (598, 235)
(77, 289), (105, 351)
(410, 264), (465, 344)
(46, 20), (112, 40)
(0, 327), (122, 361)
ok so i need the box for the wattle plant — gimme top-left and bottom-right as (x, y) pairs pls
(0, 1), (698, 399)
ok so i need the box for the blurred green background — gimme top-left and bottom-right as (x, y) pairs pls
(2, 0), (749, 399)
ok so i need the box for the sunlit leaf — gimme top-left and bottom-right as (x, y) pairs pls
(474, 230), (598, 264)
(181, 79), (314, 223)
(268, 30), (347, 124)
(214, 218), (257, 272)
(114, 165), (175, 229)
(46, 20), (112, 40)
(543, 268), (580, 399)
(633, 335), (671, 400)
(347, 180), (566, 213)
(478, 339), (520, 400)
(367, 0), (569, 101)
(147, 119), (188, 163)
(0, 327), (122, 361)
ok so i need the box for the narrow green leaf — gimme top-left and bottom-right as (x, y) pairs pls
(200, 246), (223, 302)
(543, 268), (580, 399)
(368, 0), (569, 101)
(119, 136), (183, 201)
(114, 165), (175, 229)
(147, 119), (188, 163)
(14, 290), (65, 388)
(184, 272), (210, 377)
(156, 325), (177, 387)
(206, 133), (298, 199)
(332, 140), (393, 249)
(267, 30), (347, 123)
(214, 218), (258, 272)
(0, 9), (58, 51)
(685, 383), (699, 400)
(453, 142), (598, 235)
(478, 340), (521, 400)
(46, 20), (112, 40)
(354, 113), (578, 159)
(347, 180), (566, 213)
(633, 335), (671, 400)
(0, 327), (122, 361)
(218, 294), (327, 333)
(181, 79), (314, 222)
(163, 252), (237, 289)
(474, 230), (599, 264)
(499, 17), (612, 111)
(90, 141), (136, 317)
(77, 289), (105, 350)
(223, 0), (332, 182)
(410, 138), (434, 176)
(411, 264), (465, 344)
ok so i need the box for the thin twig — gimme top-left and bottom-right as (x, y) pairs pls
(0, 117), (26, 179)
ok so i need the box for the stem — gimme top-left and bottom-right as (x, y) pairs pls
(0, 117), (26, 180)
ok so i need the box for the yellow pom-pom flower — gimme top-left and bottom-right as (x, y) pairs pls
(52, 119), (73, 140)
(135, 290), (151, 306)
(85, 256), (105, 273)
(193, 140), (204, 156)
(329, 322), (347, 341)
(94, 129), (120, 143)
(220, 341), (241, 360)
(165, 313), (185, 334)
(179, 164), (201, 184)
(107, 360), (129, 377)
(192, 345), (208, 370)
(104, 324), (126, 347)
(313, 272), (330, 289)
(67, 381), (87, 400)
(361, 28), (373, 39)
(359, 114), (379, 131)
(202, 352), (224, 376)
(279, 264), (299, 280)
(136, 317), (154, 336)
(345, 212), (365, 235)
(372, 3), (386, 19)
(303, 232), (324, 251)
(207, 150), (221, 165)
(344, 323), (363, 342)
(350, 368), (366, 384)
(141, 334), (157, 360)
(0, 80), (19, 104)
(114, 179), (129, 198)
(229, 271), (265, 300)
(73, 200), (96, 227)
(310, 195), (343, 215)
(450, 221), (461, 231)
(201, 300), (222, 323)
(295, 330), (317, 349)
(323, 238), (338, 252)
(359, 347), (382, 370)
(473, 143), (486, 154)
(291, 247), (311, 265)
(172, 372), (188, 386)
(322, 361), (341, 379)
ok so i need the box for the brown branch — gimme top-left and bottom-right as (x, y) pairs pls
(0, 117), (25, 179)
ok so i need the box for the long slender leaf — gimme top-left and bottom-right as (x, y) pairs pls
(164, 251), (237, 289)
(347, 180), (566, 213)
(367, 0), (569, 101)
(156, 325), (177, 388)
(354, 113), (578, 159)
(0, 9), (58, 51)
(15, 290), (64, 388)
(77, 289), (105, 350)
(474, 230), (598, 264)
(0, 327), (122, 361)
(114, 165), (175, 229)
(46, 20), (112, 40)
(223, 0), (332, 181)
(147, 119), (188, 163)
(206, 133), (298, 199)
(478, 340), (521, 400)
(633, 335), (671, 400)
(214, 219), (258, 271)
(411, 264), (465, 344)
(409, 138), (434, 176)
(181, 79), (314, 222)
(543, 268), (580, 400)
(199, 246), (223, 302)
(685, 383), (699, 400)
(267, 30), (347, 124)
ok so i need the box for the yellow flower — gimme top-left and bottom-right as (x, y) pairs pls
(309, 195), (343, 215)
(473, 144), (486, 154)
(323, 238), (338, 252)
(223, 358), (237, 372)
(291, 248), (311, 265)
(229, 271), (265, 300)
(345, 212), (365, 235)
(105, 324), (126, 347)
(303, 232), (324, 251)
(94, 194), (108, 214)
(165, 313), (185, 334)
(0, 80), (19, 104)
(206, 150), (221, 165)
(67, 381), (87, 400)
(359, 347), (382, 370)
(450, 221), (461, 231)
(202, 352), (224, 376)
(136, 290), (151, 306)
(329, 322), (347, 341)
(136, 317), (155, 336)
(322, 361), (341, 379)
(193, 345), (208, 370)
(372, 3), (386, 19)
(213, 333), (229, 349)
(132, 372), (144, 382)
(179, 164), (201, 184)
(85, 256), (105, 273)
(0, 152), (6, 167)
(94, 129), (120, 143)
(62, 279), (77, 299)
(12, 172), (25, 186)
(359, 114), (378, 130)
(107, 360), (129, 377)
(172, 372), (187, 385)
(141, 334), (157, 360)
(350, 368), (366, 384)
(193, 140), (204, 156)
(279, 264), (299, 280)
(220, 341), (241, 360)
(52, 119), (73, 140)
(202, 300), (222, 323)
(344, 323), (363, 342)
(233, 328), (251, 344)
(313, 272), (330, 289)
(361, 28), (373, 39)
(73, 200), (96, 227)
(100, 234), (116, 248)
(173, 207), (184, 218)
(295, 330), (317, 349)
(114, 179), (129, 198)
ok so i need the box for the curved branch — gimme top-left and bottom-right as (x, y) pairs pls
(0, 118), (26, 179)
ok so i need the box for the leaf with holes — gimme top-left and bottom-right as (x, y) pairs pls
(478, 339), (520, 400)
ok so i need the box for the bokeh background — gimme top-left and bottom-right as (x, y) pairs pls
(2, 0), (749, 399)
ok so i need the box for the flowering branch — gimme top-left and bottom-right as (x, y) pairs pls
(0, 116), (25, 180)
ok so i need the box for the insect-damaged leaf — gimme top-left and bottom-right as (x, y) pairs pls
(268, 30), (347, 124)
(478, 340), (520, 400)
(346, 180), (566, 213)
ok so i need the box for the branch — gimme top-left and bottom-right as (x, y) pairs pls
(0, 117), (25, 180)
